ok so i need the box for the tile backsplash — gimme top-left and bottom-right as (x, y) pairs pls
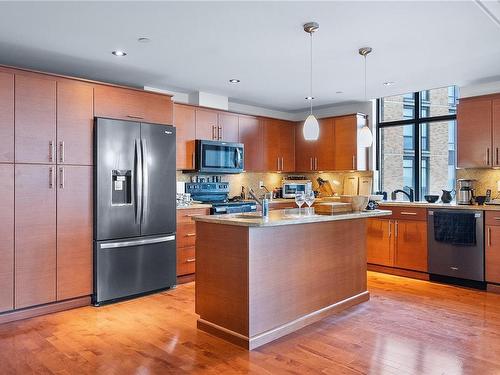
(177, 170), (374, 198)
(456, 169), (500, 196)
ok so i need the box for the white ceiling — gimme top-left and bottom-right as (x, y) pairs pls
(0, 1), (499, 111)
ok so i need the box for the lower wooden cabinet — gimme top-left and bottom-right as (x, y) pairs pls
(486, 212), (500, 284)
(367, 215), (428, 273)
(56, 166), (93, 301)
(0, 164), (14, 313)
(15, 164), (57, 309)
(176, 208), (210, 278)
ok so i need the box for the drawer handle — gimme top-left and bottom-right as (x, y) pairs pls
(185, 233), (196, 237)
(184, 214), (196, 217)
(494, 217), (500, 220)
(400, 212), (417, 215)
(186, 258), (196, 263)
(127, 115), (144, 119)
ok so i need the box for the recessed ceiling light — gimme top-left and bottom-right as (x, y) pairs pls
(137, 37), (151, 43)
(229, 79), (240, 84)
(305, 96), (315, 100)
(383, 81), (395, 86)
(112, 50), (127, 57)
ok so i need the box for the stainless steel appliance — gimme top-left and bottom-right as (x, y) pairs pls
(428, 209), (484, 287)
(195, 140), (244, 174)
(93, 118), (177, 305)
(457, 179), (476, 205)
(282, 180), (312, 198)
(185, 182), (257, 214)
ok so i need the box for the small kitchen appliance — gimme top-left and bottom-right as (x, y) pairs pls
(195, 140), (244, 174)
(456, 179), (476, 205)
(282, 177), (312, 199)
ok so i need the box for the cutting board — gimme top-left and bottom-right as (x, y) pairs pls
(358, 176), (373, 196)
(315, 202), (352, 215)
(343, 176), (359, 196)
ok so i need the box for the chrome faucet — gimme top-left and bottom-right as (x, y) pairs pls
(248, 188), (269, 218)
(391, 187), (415, 202)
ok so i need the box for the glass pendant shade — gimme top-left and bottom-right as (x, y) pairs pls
(358, 124), (373, 147)
(303, 114), (320, 140)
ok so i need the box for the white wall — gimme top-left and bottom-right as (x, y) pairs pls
(459, 80), (500, 98)
(228, 101), (296, 121)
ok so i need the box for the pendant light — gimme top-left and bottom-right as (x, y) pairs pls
(358, 46), (373, 148)
(303, 22), (320, 141)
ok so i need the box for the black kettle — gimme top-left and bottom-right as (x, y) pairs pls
(441, 189), (454, 204)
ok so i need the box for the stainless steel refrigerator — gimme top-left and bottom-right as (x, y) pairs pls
(93, 118), (176, 305)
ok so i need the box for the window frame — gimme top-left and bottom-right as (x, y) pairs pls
(376, 89), (457, 201)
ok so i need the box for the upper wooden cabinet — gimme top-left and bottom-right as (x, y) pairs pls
(57, 80), (94, 166)
(295, 118), (335, 172)
(0, 164), (14, 313)
(174, 104), (196, 170)
(238, 115), (263, 172)
(262, 118), (295, 172)
(334, 114), (367, 171)
(195, 108), (239, 142)
(15, 164), (57, 309)
(492, 99), (500, 167)
(457, 98), (493, 168)
(195, 108), (219, 140)
(15, 75), (57, 164)
(0, 72), (14, 163)
(94, 85), (173, 125)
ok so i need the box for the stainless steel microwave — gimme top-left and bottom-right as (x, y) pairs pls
(195, 140), (244, 174)
(282, 180), (312, 198)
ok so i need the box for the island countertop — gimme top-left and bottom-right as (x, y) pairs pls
(191, 209), (392, 227)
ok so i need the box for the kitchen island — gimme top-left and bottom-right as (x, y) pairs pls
(193, 209), (392, 349)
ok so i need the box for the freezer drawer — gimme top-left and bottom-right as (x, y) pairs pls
(93, 234), (176, 304)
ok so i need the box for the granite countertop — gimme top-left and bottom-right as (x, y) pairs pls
(191, 209), (392, 227)
(378, 201), (500, 211)
(176, 203), (212, 210)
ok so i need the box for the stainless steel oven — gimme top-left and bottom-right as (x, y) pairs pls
(195, 140), (244, 174)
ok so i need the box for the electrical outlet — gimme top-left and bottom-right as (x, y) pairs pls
(259, 181), (264, 189)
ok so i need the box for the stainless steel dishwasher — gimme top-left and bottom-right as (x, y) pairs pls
(428, 209), (484, 284)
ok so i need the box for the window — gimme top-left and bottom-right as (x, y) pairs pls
(378, 86), (458, 200)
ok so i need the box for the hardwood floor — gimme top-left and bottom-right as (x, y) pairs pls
(1, 272), (500, 374)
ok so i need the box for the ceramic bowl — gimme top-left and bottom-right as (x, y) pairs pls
(341, 195), (369, 211)
(424, 195), (439, 203)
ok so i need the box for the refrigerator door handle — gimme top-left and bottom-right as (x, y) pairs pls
(135, 139), (143, 224)
(141, 138), (149, 224)
(99, 235), (176, 249)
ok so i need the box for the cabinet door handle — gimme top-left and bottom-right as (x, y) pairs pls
(277, 157), (280, 171)
(352, 155), (356, 170)
(49, 167), (54, 189)
(388, 220), (391, 237)
(212, 126), (216, 140)
(488, 227), (492, 247)
(59, 167), (64, 189)
(192, 152), (195, 169)
(127, 115), (144, 120)
(186, 258), (196, 263)
(400, 212), (417, 215)
(395, 220), (398, 238)
(496, 147), (499, 165)
(218, 126), (223, 140)
(48, 140), (54, 162)
(487, 148), (491, 166)
(59, 141), (65, 163)
(185, 233), (196, 237)
(315, 157), (318, 170)
(310, 157), (313, 171)
(281, 157), (284, 171)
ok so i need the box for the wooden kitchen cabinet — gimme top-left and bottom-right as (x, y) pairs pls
(57, 80), (94, 166)
(176, 207), (210, 278)
(56, 166), (93, 301)
(367, 218), (394, 267)
(334, 114), (367, 171)
(0, 164), (14, 313)
(394, 220), (428, 272)
(174, 103), (196, 170)
(218, 112), (239, 142)
(94, 85), (173, 125)
(15, 164), (57, 309)
(295, 118), (335, 172)
(457, 98), (492, 168)
(262, 118), (295, 172)
(0, 72), (14, 163)
(238, 115), (263, 171)
(15, 75), (56, 164)
(492, 99), (500, 167)
(486, 224), (500, 284)
(195, 108), (219, 140)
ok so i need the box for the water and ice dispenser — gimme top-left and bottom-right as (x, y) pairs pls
(111, 170), (132, 205)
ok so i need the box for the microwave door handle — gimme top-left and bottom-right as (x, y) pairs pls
(235, 148), (242, 168)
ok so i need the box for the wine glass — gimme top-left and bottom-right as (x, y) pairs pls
(305, 191), (315, 215)
(295, 192), (305, 214)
